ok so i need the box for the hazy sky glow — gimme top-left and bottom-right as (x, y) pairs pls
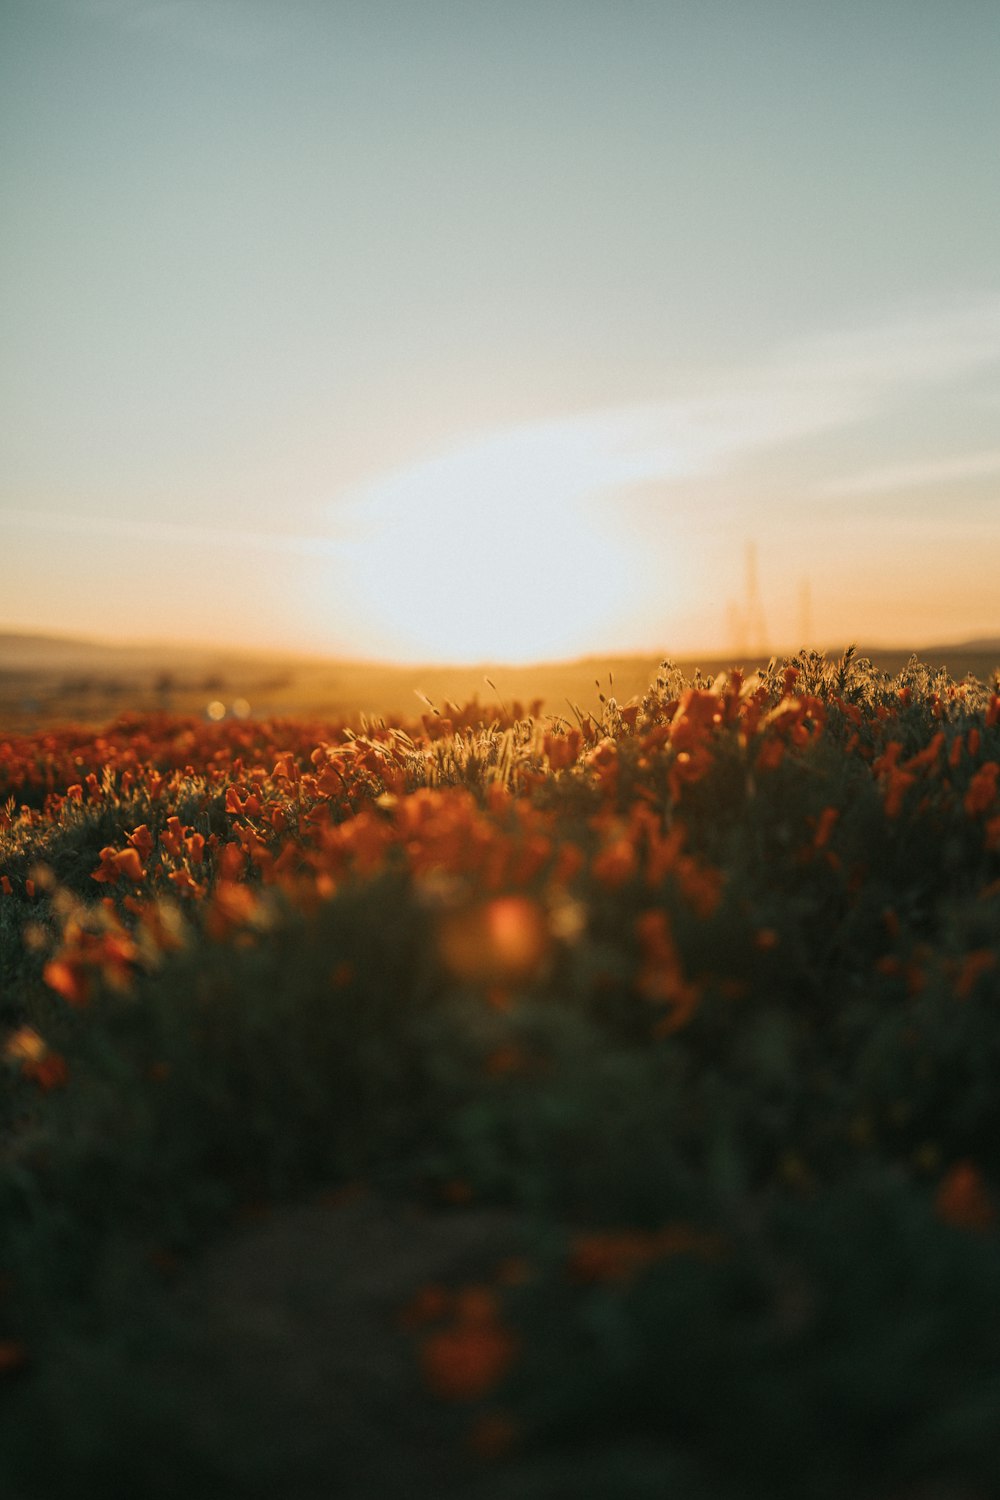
(3, 0), (999, 662)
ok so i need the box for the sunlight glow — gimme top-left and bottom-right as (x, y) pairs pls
(327, 413), (689, 664)
(342, 492), (629, 663)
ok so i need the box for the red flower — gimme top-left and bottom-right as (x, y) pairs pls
(592, 838), (638, 890)
(438, 897), (550, 988)
(420, 1291), (519, 1402)
(935, 1163), (996, 1232)
(91, 846), (144, 884)
(543, 728), (581, 770)
(814, 806), (839, 850)
(128, 824), (155, 859)
(0, 1341), (28, 1378)
(965, 763), (999, 817)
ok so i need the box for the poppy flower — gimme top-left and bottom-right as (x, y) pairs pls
(935, 1163), (996, 1231)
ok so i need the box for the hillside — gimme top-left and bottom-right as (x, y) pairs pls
(2, 630), (998, 732)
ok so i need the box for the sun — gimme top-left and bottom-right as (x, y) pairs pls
(322, 413), (685, 665)
(342, 488), (632, 664)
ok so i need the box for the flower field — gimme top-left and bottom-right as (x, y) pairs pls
(2, 648), (1000, 1498)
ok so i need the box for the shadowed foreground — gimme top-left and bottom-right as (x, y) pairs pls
(2, 650), (1000, 1498)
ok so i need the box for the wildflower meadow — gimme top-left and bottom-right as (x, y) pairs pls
(2, 649), (999, 1498)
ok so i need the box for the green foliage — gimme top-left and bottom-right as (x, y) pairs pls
(1, 651), (999, 1496)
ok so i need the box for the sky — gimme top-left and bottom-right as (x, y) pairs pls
(2, 0), (999, 664)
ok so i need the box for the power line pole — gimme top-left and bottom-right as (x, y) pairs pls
(744, 541), (768, 658)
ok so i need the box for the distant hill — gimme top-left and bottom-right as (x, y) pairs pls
(912, 637), (1000, 657)
(1, 630), (997, 731)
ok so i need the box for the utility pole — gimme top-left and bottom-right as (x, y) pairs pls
(725, 541), (770, 660)
(744, 541), (768, 658)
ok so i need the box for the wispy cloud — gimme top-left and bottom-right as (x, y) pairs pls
(7, 508), (341, 554)
(12, 298), (1000, 571)
(767, 296), (1000, 395)
(820, 449), (1000, 499)
(331, 297), (1000, 535)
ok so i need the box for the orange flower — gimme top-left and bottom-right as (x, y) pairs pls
(185, 831), (206, 866)
(114, 847), (145, 882)
(585, 738), (620, 796)
(136, 901), (185, 953)
(43, 957), (90, 1006)
(0, 1341), (28, 1377)
(935, 1163), (996, 1232)
(568, 1224), (723, 1283)
(755, 737), (785, 773)
(953, 949), (996, 1000)
(438, 897), (549, 988)
(4, 1026), (47, 1064)
(902, 731), (944, 774)
(568, 1228), (662, 1283)
(128, 823), (154, 859)
(271, 753), (298, 783)
(669, 689), (722, 751)
(22, 1052), (69, 1090)
(4, 1028), (68, 1088)
(90, 847), (119, 884)
(91, 845), (144, 883)
(543, 728), (581, 770)
(635, 910), (700, 1031)
(965, 762), (999, 817)
(814, 806), (839, 850)
(421, 1317), (518, 1402)
(673, 856), (723, 919)
(159, 816), (186, 859)
(217, 841), (247, 881)
(641, 820), (685, 885)
(552, 841), (584, 886)
(591, 838), (638, 890)
(883, 767), (916, 819)
(205, 881), (258, 939)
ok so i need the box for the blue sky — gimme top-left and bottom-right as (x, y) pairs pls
(3, 0), (999, 661)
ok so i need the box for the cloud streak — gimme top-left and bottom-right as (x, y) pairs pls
(12, 299), (999, 574)
(820, 449), (1000, 499)
(768, 297), (1000, 395)
(331, 297), (1000, 536)
(7, 508), (342, 555)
